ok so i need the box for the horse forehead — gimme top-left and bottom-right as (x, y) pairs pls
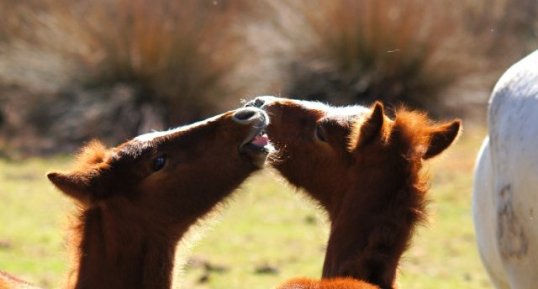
(109, 113), (228, 160)
(111, 140), (152, 161)
(290, 99), (369, 119)
(133, 113), (225, 143)
(326, 106), (369, 120)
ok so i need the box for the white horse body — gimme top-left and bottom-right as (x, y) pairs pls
(473, 50), (538, 289)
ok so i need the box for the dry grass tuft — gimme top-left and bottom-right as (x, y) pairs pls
(278, 0), (512, 112)
(1, 0), (246, 125)
(0, 0), (252, 154)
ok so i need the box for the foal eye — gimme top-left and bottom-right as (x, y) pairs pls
(315, 124), (328, 142)
(152, 155), (167, 172)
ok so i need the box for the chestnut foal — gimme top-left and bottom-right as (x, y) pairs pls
(246, 96), (461, 289)
(0, 107), (270, 289)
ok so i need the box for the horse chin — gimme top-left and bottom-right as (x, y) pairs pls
(239, 142), (271, 168)
(239, 124), (271, 168)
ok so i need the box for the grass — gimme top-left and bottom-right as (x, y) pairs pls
(0, 125), (492, 289)
(0, 157), (71, 288)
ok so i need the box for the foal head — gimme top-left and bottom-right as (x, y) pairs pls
(247, 96), (460, 289)
(48, 107), (270, 237)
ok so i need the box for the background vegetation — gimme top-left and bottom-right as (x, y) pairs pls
(0, 0), (537, 288)
(0, 0), (536, 154)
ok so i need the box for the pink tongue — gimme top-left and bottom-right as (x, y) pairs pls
(251, 135), (269, 146)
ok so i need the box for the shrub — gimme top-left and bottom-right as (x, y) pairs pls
(0, 0), (250, 154)
(463, 0), (538, 59)
(9, 0), (245, 125)
(280, 0), (478, 111)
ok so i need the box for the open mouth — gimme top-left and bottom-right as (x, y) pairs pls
(240, 126), (271, 167)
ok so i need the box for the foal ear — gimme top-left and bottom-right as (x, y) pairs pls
(355, 102), (385, 148)
(48, 140), (112, 204)
(47, 170), (105, 205)
(423, 119), (462, 159)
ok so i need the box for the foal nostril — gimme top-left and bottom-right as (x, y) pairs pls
(233, 108), (260, 124)
(245, 98), (265, 108)
(234, 109), (256, 120)
(253, 98), (265, 108)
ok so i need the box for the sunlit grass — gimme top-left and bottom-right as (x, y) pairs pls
(0, 157), (71, 288)
(0, 125), (491, 289)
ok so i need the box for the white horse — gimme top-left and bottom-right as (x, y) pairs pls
(473, 50), (538, 289)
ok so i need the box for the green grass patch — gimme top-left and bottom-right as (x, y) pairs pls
(0, 126), (492, 288)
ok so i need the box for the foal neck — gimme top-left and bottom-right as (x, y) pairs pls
(68, 206), (180, 289)
(322, 147), (427, 289)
